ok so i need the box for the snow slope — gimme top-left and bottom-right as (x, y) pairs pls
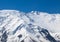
(0, 10), (60, 42)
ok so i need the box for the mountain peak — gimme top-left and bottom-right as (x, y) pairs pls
(0, 10), (60, 42)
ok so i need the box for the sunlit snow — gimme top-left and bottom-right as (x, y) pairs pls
(0, 10), (60, 42)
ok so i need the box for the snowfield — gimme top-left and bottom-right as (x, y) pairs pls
(0, 10), (60, 42)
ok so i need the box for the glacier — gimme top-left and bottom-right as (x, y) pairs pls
(0, 10), (60, 42)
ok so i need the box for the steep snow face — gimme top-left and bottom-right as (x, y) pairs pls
(0, 10), (25, 42)
(0, 10), (60, 42)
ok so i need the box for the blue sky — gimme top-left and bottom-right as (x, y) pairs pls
(0, 0), (60, 13)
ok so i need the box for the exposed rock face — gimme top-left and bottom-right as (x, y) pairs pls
(0, 10), (59, 42)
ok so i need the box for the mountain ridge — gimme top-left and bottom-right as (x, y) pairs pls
(0, 10), (60, 42)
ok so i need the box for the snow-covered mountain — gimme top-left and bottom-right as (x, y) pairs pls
(0, 10), (60, 42)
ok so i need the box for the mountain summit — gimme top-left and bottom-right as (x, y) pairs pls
(0, 10), (60, 42)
